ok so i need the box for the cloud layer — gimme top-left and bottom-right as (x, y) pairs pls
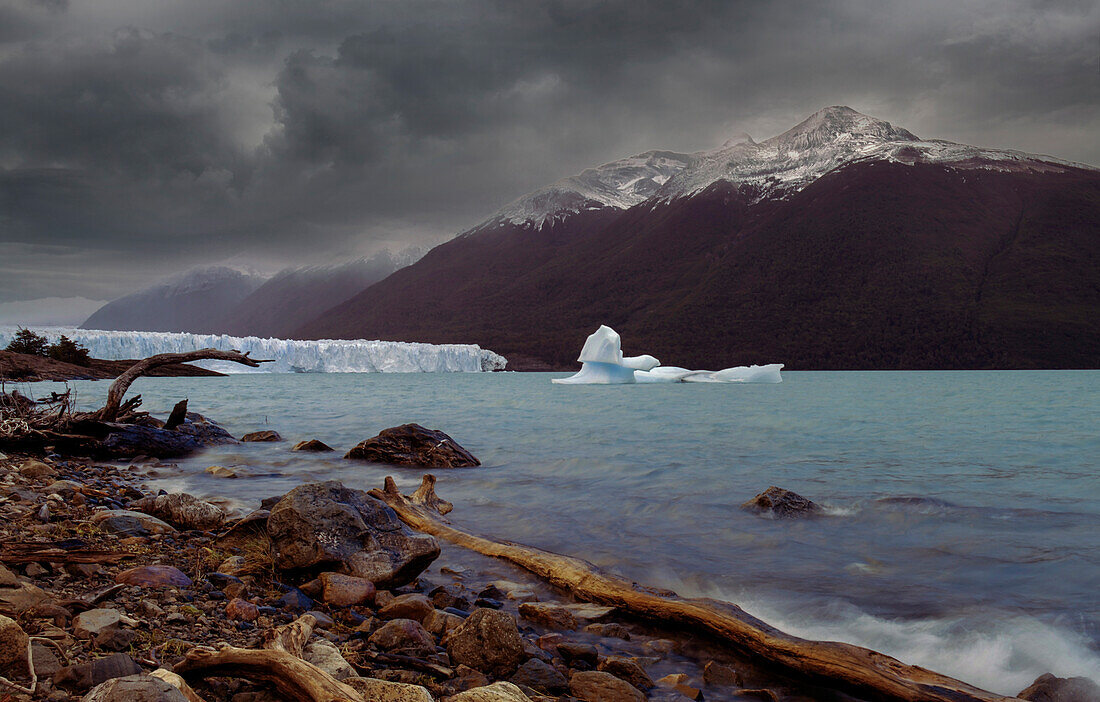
(1, 0), (1097, 302)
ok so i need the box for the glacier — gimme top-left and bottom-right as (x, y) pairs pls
(0, 327), (507, 374)
(552, 325), (782, 384)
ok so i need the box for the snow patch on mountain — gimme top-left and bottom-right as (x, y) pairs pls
(486, 106), (1095, 228)
(0, 327), (507, 373)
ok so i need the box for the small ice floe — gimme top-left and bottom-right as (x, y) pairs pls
(552, 325), (783, 384)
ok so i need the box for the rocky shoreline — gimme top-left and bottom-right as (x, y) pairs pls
(0, 350), (224, 383)
(0, 432), (1094, 701)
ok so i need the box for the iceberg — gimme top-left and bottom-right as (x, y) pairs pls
(0, 326), (507, 374)
(552, 325), (782, 384)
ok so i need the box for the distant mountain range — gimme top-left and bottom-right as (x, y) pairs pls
(81, 248), (424, 337)
(296, 106), (1100, 369)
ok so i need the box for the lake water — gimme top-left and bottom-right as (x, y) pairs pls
(32, 370), (1100, 694)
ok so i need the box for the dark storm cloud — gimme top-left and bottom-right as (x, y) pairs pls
(0, 0), (1097, 303)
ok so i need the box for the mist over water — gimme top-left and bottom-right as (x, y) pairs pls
(34, 370), (1100, 693)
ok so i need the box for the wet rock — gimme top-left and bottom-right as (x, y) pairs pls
(100, 421), (235, 458)
(54, 653), (142, 693)
(344, 677), (434, 702)
(563, 603), (616, 622)
(344, 423), (480, 468)
(205, 465), (238, 478)
(557, 642), (598, 667)
(303, 639), (355, 680)
(91, 510), (176, 536)
(0, 614), (29, 680)
(368, 618), (436, 655)
(448, 681), (533, 702)
(570, 670), (645, 702)
(241, 430), (282, 442)
(267, 481), (440, 587)
(1017, 673), (1100, 702)
(81, 673), (188, 701)
(19, 459), (56, 478)
(430, 584), (470, 611)
(702, 660), (742, 687)
(319, 572), (376, 607)
(378, 593), (434, 622)
(518, 601), (577, 630)
(511, 658), (569, 694)
(116, 565), (192, 588)
(598, 656), (654, 691)
(226, 598), (259, 621)
(447, 608), (527, 677)
(73, 608), (121, 638)
(585, 623), (631, 640)
(292, 439), (335, 452)
(642, 638), (676, 656)
(741, 486), (822, 518)
(656, 673), (703, 700)
(129, 493), (225, 531)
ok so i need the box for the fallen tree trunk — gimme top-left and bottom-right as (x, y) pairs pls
(370, 475), (1020, 702)
(96, 349), (270, 421)
(174, 614), (361, 702)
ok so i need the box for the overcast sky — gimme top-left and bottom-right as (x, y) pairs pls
(1, 0), (1097, 304)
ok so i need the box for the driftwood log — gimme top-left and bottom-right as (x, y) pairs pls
(174, 614), (362, 702)
(371, 475), (1020, 702)
(96, 349), (270, 421)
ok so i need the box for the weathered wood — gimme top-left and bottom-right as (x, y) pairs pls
(164, 399), (188, 430)
(97, 349), (270, 421)
(370, 475), (1019, 702)
(174, 615), (362, 702)
(0, 542), (131, 565)
(150, 668), (207, 702)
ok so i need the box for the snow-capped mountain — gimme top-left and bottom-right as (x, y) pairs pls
(299, 106), (1100, 370)
(486, 106), (1092, 228)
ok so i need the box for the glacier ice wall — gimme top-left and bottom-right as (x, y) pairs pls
(0, 327), (507, 373)
(553, 325), (782, 384)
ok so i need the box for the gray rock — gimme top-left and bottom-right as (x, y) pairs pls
(1017, 673), (1100, 702)
(597, 656), (654, 691)
(91, 510), (176, 536)
(303, 639), (356, 680)
(72, 608), (121, 639)
(267, 481), (439, 587)
(344, 423), (480, 468)
(446, 608), (527, 677)
(128, 493), (225, 531)
(81, 673), (188, 701)
(54, 653), (142, 693)
(100, 420), (235, 458)
(741, 486), (822, 518)
(31, 642), (62, 677)
(569, 670), (646, 702)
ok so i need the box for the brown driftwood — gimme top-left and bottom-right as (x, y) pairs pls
(97, 349), (271, 421)
(150, 668), (207, 702)
(371, 476), (1020, 702)
(0, 542), (132, 565)
(174, 614), (361, 702)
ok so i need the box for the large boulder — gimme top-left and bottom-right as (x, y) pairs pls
(99, 417), (236, 458)
(344, 423), (480, 467)
(741, 486), (822, 518)
(1017, 673), (1100, 702)
(129, 493), (225, 531)
(446, 608), (527, 677)
(267, 481), (439, 587)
